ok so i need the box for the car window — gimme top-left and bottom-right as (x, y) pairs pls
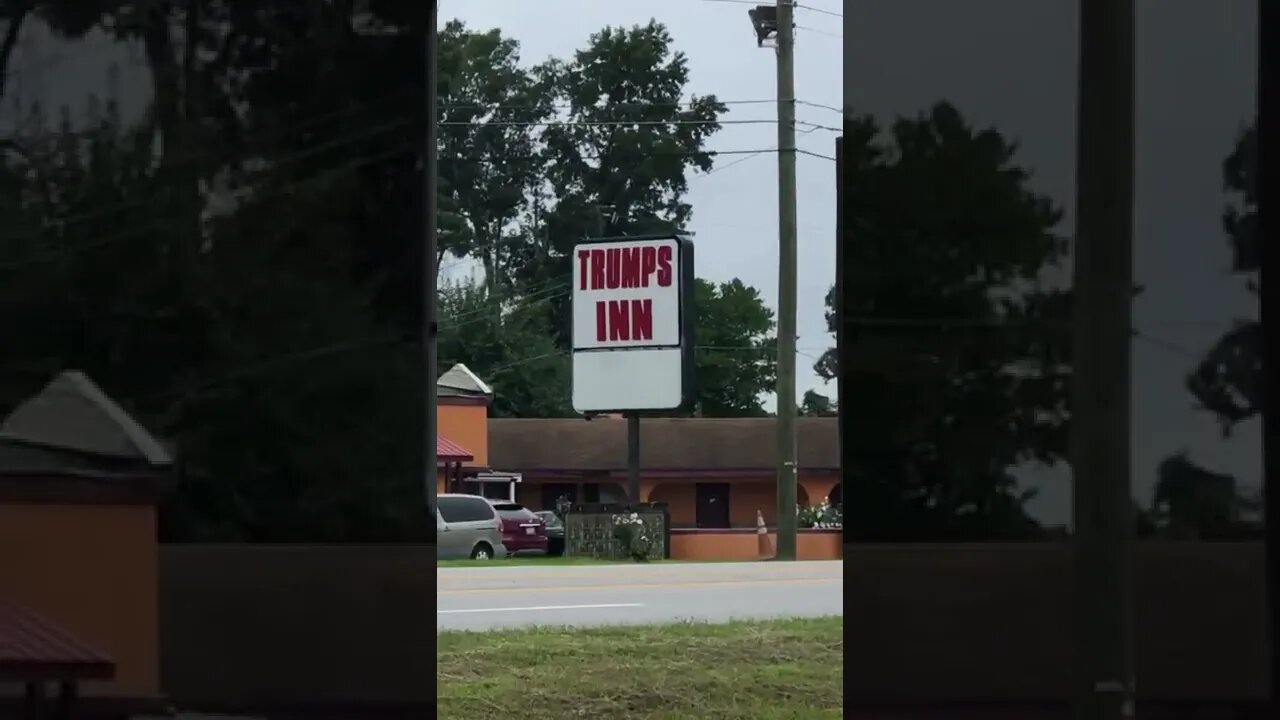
(437, 496), (467, 523)
(462, 497), (497, 522)
(492, 503), (536, 521)
(438, 496), (496, 523)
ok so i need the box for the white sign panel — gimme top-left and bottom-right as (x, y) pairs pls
(571, 236), (692, 413)
(572, 238), (681, 350)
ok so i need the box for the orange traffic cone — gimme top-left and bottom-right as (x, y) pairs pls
(756, 510), (775, 560)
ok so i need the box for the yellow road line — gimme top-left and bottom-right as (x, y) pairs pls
(438, 576), (842, 596)
(436, 565), (843, 583)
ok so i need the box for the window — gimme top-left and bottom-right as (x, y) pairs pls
(492, 503), (536, 522)
(438, 496), (495, 523)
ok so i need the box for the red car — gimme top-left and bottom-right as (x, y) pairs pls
(488, 501), (548, 555)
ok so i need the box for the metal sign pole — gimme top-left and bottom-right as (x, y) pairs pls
(628, 412), (641, 502)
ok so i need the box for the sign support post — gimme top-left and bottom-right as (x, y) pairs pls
(627, 412), (641, 502)
(569, 234), (696, 503)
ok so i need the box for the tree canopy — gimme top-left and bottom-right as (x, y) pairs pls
(827, 104), (1070, 541)
(0, 7), (778, 541)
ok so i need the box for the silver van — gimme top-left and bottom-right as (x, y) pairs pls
(436, 493), (508, 560)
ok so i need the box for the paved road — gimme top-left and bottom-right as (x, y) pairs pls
(437, 560), (842, 632)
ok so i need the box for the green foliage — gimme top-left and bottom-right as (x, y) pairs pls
(437, 277), (572, 418)
(692, 278), (776, 417)
(1139, 452), (1261, 540)
(436, 20), (556, 290)
(0, 8), (778, 541)
(509, 21), (727, 346)
(1186, 122), (1259, 434)
(830, 104), (1070, 541)
(1142, 121), (1263, 542)
(799, 389), (837, 417)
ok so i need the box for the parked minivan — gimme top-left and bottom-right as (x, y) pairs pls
(436, 494), (508, 560)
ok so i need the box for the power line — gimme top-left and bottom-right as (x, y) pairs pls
(796, 25), (842, 40)
(796, 3), (843, 18)
(0, 138), (422, 270)
(796, 148), (836, 161)
(0, 118), (416, 244)
(3, 128), (792, 253)
(440, 118), (772, 128)
(797, 99), (845, 115)
(440, 98), (779, 112)
(699, 148), (773, 176)
(441, 117), (842, 133)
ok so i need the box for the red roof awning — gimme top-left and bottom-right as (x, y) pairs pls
(0, 601), (115, 681)
(437, 433), (473, 463)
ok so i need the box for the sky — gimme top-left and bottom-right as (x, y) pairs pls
(440, 0), (846, 412)
(3, 1), (1261, 527)
(847, 0), (1259, 525)
(3, 0), (845, 413)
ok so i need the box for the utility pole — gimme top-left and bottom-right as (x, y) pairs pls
(425, 3), (439, 522)
(1259, 0), (1278, 711)
(1071, 1), (1135, 718)
(834, 135), (844, 531)
(750, 0), (798, 560)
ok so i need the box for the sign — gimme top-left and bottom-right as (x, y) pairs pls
(563, 502), (670, 560)
(570, 235), (695, 413)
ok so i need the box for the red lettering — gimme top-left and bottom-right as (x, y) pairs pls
(640, 246), (657, 287)
(605, 248), (622, 289)
(608, 300), (630, 341)
(631, 299), (653, 340)
(656, 245), (673, 287)
(595, 299), (655, 343)
(590, 249), (606, 290)
(620, 247), (642, 288)
(577, 249), (591, 290)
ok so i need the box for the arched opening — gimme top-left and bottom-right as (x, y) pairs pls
(828, 483), (842, 510)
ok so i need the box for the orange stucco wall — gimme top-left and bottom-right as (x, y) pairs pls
(438, 403), (488, 468)
(513, 471), (842, 529)
(0, 502), (160, 698)
(670, 530), (843, 561)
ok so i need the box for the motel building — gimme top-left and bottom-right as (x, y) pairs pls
(434, 363), (523, 500)
(488, 415), (843, 561)
(433, 361), (842, 561)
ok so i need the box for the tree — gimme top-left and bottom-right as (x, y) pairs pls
(829, 105), (1071, 541)
(1141, 120), (1262, 542)
(692, 278), (775, 417)
(507, 21), (726, 345)
(799, 389), (837, 417)
(436, 277), (572, 418)
(435, 21), (555, 295)
(0, 9), (775, 541)
(1144, 452), (1261, 540)
(1186, 122), (1259, 434)
(0, 3), (436, 542)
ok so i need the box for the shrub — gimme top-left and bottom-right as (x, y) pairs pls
(798, 498), (842, 529)
(611, 512), (656, 562)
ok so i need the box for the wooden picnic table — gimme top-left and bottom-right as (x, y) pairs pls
(0, 601), (115, 720)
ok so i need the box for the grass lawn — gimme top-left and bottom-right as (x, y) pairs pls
(437, 616), (844, 719)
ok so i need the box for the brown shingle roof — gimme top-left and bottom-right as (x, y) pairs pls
(488, 417), (839, 471)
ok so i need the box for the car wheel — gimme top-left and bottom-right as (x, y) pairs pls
(471, 543), (494, 560)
